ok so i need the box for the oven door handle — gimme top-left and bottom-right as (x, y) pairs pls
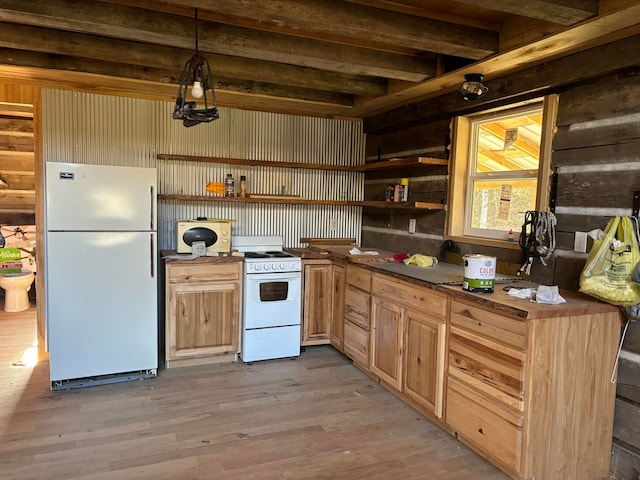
(245, 271), (301, 281)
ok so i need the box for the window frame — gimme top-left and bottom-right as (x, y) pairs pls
(445, 95), (558, 248)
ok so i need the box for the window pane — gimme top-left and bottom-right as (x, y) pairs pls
(475, 113), (542, 173)
(470, 179), (537, 231)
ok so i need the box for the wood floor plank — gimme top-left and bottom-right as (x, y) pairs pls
(0, 307), (510, 480)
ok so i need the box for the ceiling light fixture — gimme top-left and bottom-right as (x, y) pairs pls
(459, 73), (488, 101)
(172, 8), (219, 127)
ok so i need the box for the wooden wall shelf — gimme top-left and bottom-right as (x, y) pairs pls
(157, 154), (446, 210)
(354, 157), (448, 171)
(157, 154), (447, 173)
(158, 194), (444, 210)
(157, 154), (353, 171)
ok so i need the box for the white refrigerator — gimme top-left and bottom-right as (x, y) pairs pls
(45, 162), (158, 389)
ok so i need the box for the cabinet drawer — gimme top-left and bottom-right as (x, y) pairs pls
(344, 320), (369, 368)
(449, 325), (525, 411)
(447, 379), (523, 474)
(372, 274), (447, 319)
(168, 263), (241, 284)
(344, 284), (370, 329)
(450, 300), (526, 349)
(346, 265), (371, 292)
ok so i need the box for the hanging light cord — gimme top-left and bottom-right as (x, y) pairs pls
(194, 8), (199, 54)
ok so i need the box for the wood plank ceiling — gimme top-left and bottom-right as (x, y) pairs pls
(0, 0), (639, 119)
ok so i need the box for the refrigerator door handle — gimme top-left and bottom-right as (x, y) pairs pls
(149, 185), (155, 230)
(150, 234), (155, 278)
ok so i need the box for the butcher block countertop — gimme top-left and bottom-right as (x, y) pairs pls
(160, 250), (244, 264)
(284, 247), (330, 259)
(307, 245), (396, 263)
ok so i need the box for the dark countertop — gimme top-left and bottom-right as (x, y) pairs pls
(369, 261), (520, 286)
(365, 261), (619, 320)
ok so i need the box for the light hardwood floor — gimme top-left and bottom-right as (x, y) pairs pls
(0, 307), (510, 480)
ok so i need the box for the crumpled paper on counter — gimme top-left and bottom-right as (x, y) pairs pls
(507, 285), (566, 304)
(349, 247), (379, 256)
(403, 254), (438, 268)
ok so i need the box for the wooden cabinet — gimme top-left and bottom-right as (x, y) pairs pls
(403, 309), (447, 418)
(301, 260), (345, 346)
(165, 259), (242, 368)
(343, 265), (371, 367)
(446, 298), (620, 479)
(371, 273), (448, 403)
(370, 296), (403, 390)
(329, 263), (345, 350)
(447, 303), (526, 473)
(302, 260), (333, 345)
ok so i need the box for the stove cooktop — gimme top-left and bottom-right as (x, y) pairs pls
(244, 251), (296, 259)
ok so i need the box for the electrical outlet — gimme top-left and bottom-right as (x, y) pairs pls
(574, 231), (587, 253)
(330, 218), (337, 231)
(409, 218), (416, 234)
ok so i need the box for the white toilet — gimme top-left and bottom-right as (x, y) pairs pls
(0, 271), (35, 312)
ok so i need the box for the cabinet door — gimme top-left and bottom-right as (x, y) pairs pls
(403, 309), (447, 418)
(371, 297), (403, 390)
(302, 263), (332, 345)
(330, 264), (345, 351)
(167, 281), (240, 360)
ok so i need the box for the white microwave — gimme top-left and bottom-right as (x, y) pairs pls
(176, 220), (232, 254)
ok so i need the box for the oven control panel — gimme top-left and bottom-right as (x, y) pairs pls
(245, 261), (301, 274)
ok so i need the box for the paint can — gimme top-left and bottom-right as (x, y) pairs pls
(463, 254), (497, 293)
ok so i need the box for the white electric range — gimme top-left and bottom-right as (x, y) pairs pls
(233, 235), (302, 362)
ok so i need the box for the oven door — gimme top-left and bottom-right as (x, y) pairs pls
(243, 271), (301, 329)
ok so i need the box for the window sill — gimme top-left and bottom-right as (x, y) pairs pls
(444, 235), (522, 251)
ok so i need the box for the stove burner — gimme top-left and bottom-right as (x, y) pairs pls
(244, 250), (295, 258)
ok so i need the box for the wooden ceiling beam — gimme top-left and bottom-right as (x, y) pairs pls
(452, 0), (599, 26)
(165, 0), (498, 59)
(355, 3), (640, 119)
(0, 62), (358, 119)
(0, 23), (386, 97)
(0, 48), (355, 107)
(0, 0), (436, 82)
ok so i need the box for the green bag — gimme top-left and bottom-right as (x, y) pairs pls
(579, 216), (640, 307)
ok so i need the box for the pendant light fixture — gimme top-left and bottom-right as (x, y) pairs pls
(459, 73), (489, 101)
(172, 8), (219, 127)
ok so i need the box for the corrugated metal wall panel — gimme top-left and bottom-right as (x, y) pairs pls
(42, 90), (364, 249)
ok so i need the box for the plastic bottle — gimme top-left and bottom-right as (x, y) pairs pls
(225, 173), (235, 197)
(239, 175), (247, 198)
(400, 178), (409, 202)
(393, 181), (402, 202)
(385, 185), (393, 202)
(508, 229), (515, 242)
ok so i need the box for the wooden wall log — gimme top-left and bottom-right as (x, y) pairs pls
(555, 171), (638, 209)
(553, 139), (640, 167)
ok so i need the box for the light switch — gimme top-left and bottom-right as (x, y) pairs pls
(409, 218), (416, 234)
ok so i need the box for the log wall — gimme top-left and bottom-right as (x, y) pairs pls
(362, 58), (640, 480)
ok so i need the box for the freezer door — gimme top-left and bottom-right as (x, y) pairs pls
(46, 162), (156, 231)
(47, 231), (157, 381)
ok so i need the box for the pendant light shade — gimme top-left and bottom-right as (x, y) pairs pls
(459, 73), (489, 101)
(172, 9), (220, 127)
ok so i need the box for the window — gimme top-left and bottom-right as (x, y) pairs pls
(446, 96), (557, 246)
